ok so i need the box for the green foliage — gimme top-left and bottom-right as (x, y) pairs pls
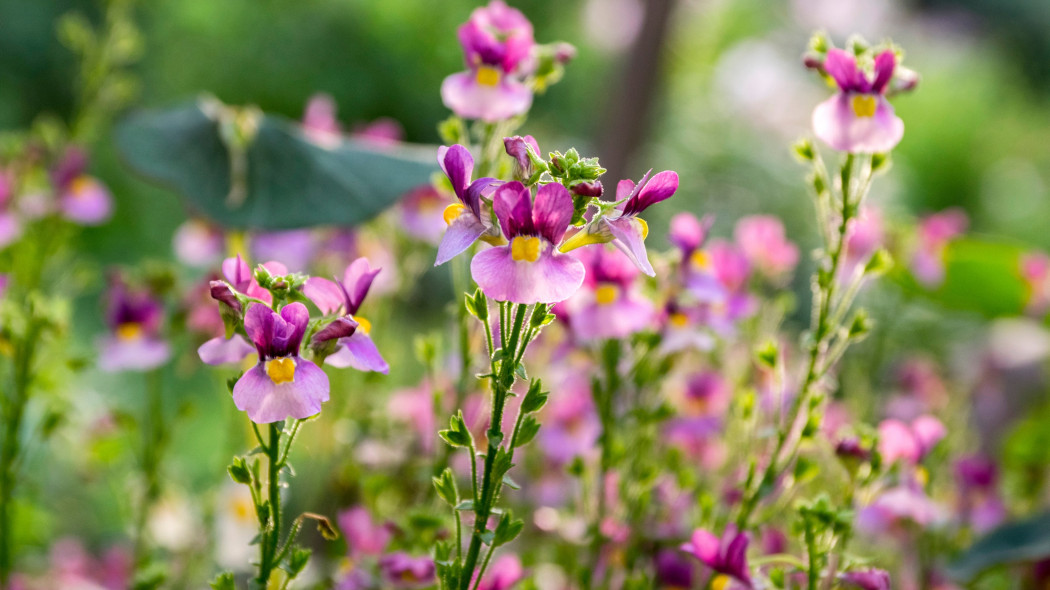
(947, 513), (1050, 582)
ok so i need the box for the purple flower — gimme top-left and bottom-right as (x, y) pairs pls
(302, 93), (343, 148)
(53, 148), (113, 225)
(812, 48), (904, 153)
(441, 1), (535, 122)
(877, 415), (945, 465)
(669, 212), (713, 258)
(304, 257), (389, 373)
(856, 485), (947, 534)
(377, 552), (435, 588)
(476, 554), (524, 590)
(1021, 252), (1050, 315)
(470, 181), (585, 304)
(681, 526), (752, 588)
(388, 382), (436, 454)
(434, 144), (502, 265)
(0, 169), (21, 250)
(565, 246), (654, 340)
(562, 170), (679, 276)
(198, 334), (256, 366)
(654, 549), (694, 588)
(232, 303), (330, 424)
(911, 208), (967, 287)
(338, 506), (392, 557)
(352, 117), (405, 146)
(251, 230), (318, 272)
(397, 185), (449, 245)
(733, 215), (799, 281)
(172, 219), (224, 268)
(98, 279), (170, 373)
(954, 454), (1006, 533)
(840, 569), (891, 590)
(504, 135), (541, 179)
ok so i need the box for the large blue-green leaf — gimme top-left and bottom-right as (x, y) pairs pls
(946, 512), (1050, 582)
(114, 101), (439, 230)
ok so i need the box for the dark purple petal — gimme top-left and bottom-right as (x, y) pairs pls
(210, 280), (243, 316)
(471, 246), (585, 304)
(342, 257), (381, 315)
(871, 50), (896, 94)
(723, 530), (751, 585)
(532, 182), (574, 244)
(824, 48), (865, 93)
(311, 317), (359, 346)
(504, 135), (539, 174)
(464, 177), (501, 219)
(435, 212), (488, 266)
(325, 332), (389, 374)
(438, 144), (474, 202)
(244, 303), (275, 358)
(623, 170), (678, 216)
(571, 181), (603, 198)
(198, 335), (255, 366)
(232, 360), (330, 424)
(279, 302), (310, 353)
(493, 181), (534, 238)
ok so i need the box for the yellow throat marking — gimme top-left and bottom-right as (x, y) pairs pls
(690, 250), (709, 269)
(443, 203), (466, 225)
(116, 322), (142, 341)
(265, 357), (297, 385)
(510, 236), (541, 262)
(475, 66), (501, 87)
(354, 316), (372, 335)
(711, 574), (731, 590)
(595, 284), (619, 305)
(851, 94), (877, 118)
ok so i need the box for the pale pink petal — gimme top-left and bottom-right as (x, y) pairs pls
(471, 247), (585, 304)
(232, 360), (330, 424)
(441, 72), (533, 122)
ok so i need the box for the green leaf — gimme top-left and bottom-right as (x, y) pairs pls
(520, 379), (549, 414)
(439, 411), (474, 448)
(115, 101), (439, 230)
(284, 547), (312, 577)
(227, 457), (252, 484)
(209, 572), (236, 590)
(947, 513), (1050, 582)
(454, 500), (475, 512)
(433, 468), (458, 506)
(514, 415), (540, 448)
(492, 511), (525, 546)
(502, 474), (521, 490)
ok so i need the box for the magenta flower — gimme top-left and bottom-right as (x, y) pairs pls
(954, 454), (1006, 533)
(53, 148), (113, 225)
(338, 506), (392, 557)
(304, 257), (389, 373)
(681, 526), (752, 588)
(911, 208), (967, 287)
(172, 219), (224, 268)
(733, 215), (799, 281)
(1021, 252), (1050, 315)
(655, 549), (695, 588)
(0, 169), (21, 250)
(98, 279), (170, 373)
(843, 205), (885, 275)
(562, 170), (679, 276)
(856, 485), (947, 534)
(435, 144), (502, 265)
(470, 181), (584, 304)
(565, 246), (654, 340)
(877, 414), (945, 466)
(476, 554), (525, 590)
(377, 552), (436, 588)
(397, 185), (449, 245)
(351, 117), (404, 146)
(388, 381), (437, 454)
(812, 48), (904, 153)
(221, 254), (286, 304)
(504, 135), (541, 179)
(232, 303), (330, 424)
(840, 569), (891, 590)
(302, 93), (343, 148)
(441, 1), (535, 121)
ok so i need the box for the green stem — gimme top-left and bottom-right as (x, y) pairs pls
(585, 340), (620, 587)
(133, 369), (166, 569)
(256, 423), (283, 586)
(803, 517), (819, 590)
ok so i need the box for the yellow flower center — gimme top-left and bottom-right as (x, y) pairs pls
(690, 250), (709, 269)
(231, 495), (253, 522)
(116, 322), (142, 341)
(265, 357), (296, 385)
(594, 284), (619, 305)
(443, 203), (466, 225)
(711, 574), (730, 590)
(475, 65), (501, 87)
(915, 465), (929, 487)
(510, 236), (541, 262)
(851, 94), (877, 118)
(669, 312), (689, 328)
(354, 316), (372, 335)
(70, 176), (93, 197)
(637, 217), (649, 239)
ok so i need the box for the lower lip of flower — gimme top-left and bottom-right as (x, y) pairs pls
(70, 176), (94, 197)
(595, 284), (619, 305)
(443, 203), (466, 225)
(510, 236), (541, 262)
(116, 322), (143, 341)
(669, 312), (689, 327)
(475, 65), (501, 87)
(265, 357), (297, 384)
(711, 574), (730, 590)
(690, 250), (709, 269)
(851, 94), (877, 117)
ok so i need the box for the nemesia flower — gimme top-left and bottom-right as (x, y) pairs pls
(302, 93), (343, 148)
(812, 48), (904, 153)
(471, 181), (585, 303)
(198, 256), (289, 366)
(669, 212), (714, 262)
(53, 147), (113, 225)
(441, 1), (535, 121)
(911, 208), (967, 287)
(338, 506), (392, 557)
(251, 230), (318, 272)
(856, 485), (947, 534)
(397, 185), (449, 245)
(351, 117), (404, 146)
(222, 254), (286, 305)
(954, 454), (1006, 533)
(172, 219), (224, 268)
(232, 302), (330, 423)
(388, 382), (437, 453)
(304, 257), (389, 373)
(1021, 251), (1050, 315)
(877, 414), (945, 465)
(680, 526), (752, 588)
(843, 205), (885, 275)
(504, 135), (541, 180)
(561, 170), (679, 276)
(733, 215), (799, 281)
(0, 169), (21, 249)
(565, 245), (653, 340)
(98, 278), (170, 372)
(435, 144), (502, 265)
(538, 374), (600, 464)
(377, 552), (436, 588)
(840, 568), (891, 590)
(655, 548), (694, 588)
(476, 554), (525, 590)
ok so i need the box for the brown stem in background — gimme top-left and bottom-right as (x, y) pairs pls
(597, 0), (677, 188)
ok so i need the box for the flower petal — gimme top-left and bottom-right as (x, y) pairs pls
(533, 182), (573, 244)
(605, 217), (654, 276)
(343, 257), (381, 314)
(471, 246), (585, 304)
(871, 50), (896, 94)
(683, 528), (721, 566)
(492, 181), (533, 238)
(325, 332), (390, 374)
(98, 336), (171, 372)
(824, 48), (863, 92)
(439, 144), (474, 202)
(198, 335), (255, 366)
(435, 212), (488, 266)
(232, 360), (330, 423)
(812, 94), (903, 154)
(304, 277), (346, 315)
(244, 303), (275, 355)
(441, 72), (533, 122)
(623, 170), (678, 216)
(279, 302), (310, 352)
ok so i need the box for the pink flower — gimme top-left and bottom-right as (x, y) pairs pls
(733, 215), (799, 280)
(565, 246), (654, 340)
(812, 48), (904, 153)
(338, 506), (392, 557)
(681, 526), (752, 588)
(877, 415), (945, 465)
(911, 208), (967, 287)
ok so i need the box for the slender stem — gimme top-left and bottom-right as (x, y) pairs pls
(585, 340), (620, 587)
(133, 369), (166, 568)
(803, 517), (819, 590)
(256, 423), (284, 586)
